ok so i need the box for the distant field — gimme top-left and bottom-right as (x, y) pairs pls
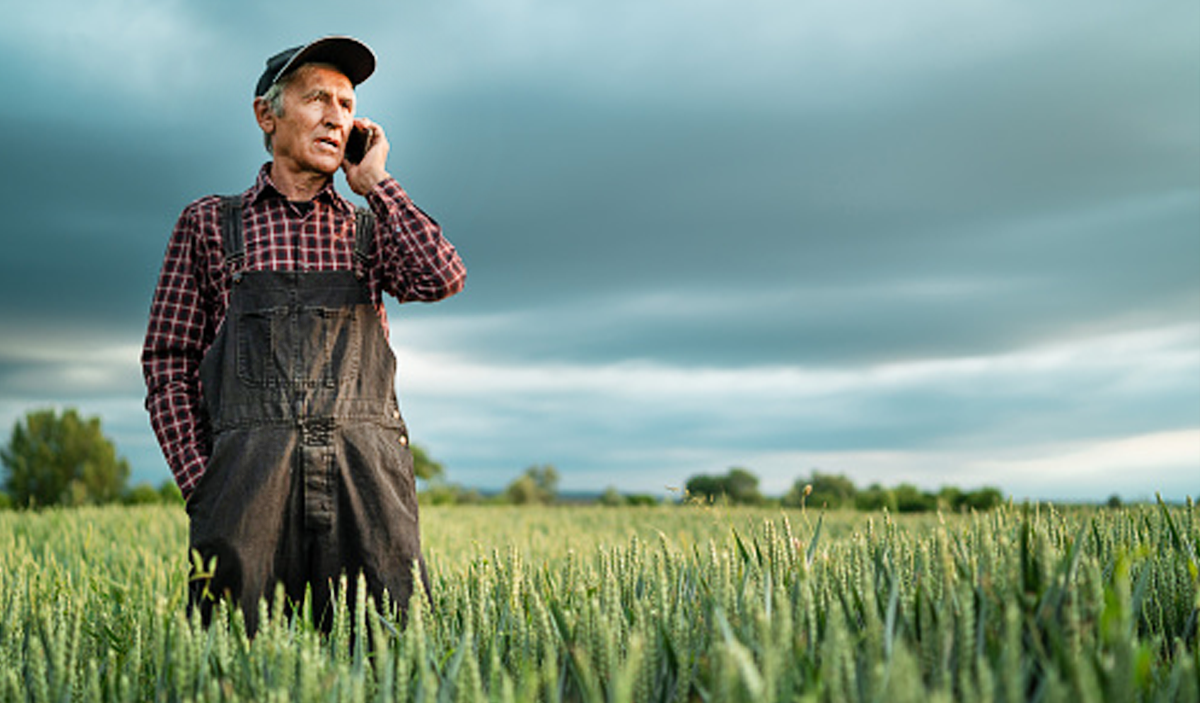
(1, 502), (1197, 701)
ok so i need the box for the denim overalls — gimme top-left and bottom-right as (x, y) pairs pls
(186, 196), (429, 634)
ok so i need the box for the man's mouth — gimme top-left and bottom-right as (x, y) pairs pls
(317, 136), (341, 151)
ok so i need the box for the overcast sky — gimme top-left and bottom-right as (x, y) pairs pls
(1, 0), (1197, 501)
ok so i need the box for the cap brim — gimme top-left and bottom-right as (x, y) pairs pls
(273, 36), (376, 89)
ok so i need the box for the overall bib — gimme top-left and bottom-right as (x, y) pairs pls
(187, 197), (429, 634)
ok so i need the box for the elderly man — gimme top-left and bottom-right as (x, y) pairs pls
(142, 36), (465, 633)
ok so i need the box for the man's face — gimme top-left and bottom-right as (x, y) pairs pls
(265, 64), (356, 177)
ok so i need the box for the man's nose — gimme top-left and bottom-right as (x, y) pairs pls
(325, 105), (351, 129)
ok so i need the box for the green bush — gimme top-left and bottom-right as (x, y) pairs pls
(503, 464), (559, 504)
(1, 408), (130, 508)
(685, 467), (764, 505)
(122, 483), (162, 505)
(855, 483), (898, 512)
(783, 471), (858, 509)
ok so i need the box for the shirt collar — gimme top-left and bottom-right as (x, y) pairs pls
(246, 163), (355, 215)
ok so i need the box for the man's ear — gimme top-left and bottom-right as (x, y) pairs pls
(254, 97), (276, 137)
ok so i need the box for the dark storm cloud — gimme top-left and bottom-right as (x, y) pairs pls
(4, 0), (1196, 366)
(389, 70), (1199, 366)
(1, 120), (213, 332)
(1, 0), (1197, 499)
(385, 3), (1198, 370)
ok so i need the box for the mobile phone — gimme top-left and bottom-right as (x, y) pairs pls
(345, 126), (369, 164)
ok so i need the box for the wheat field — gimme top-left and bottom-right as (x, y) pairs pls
(1, 500), (1197, 701)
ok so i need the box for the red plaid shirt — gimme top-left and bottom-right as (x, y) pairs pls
(142, 164), (465, 498)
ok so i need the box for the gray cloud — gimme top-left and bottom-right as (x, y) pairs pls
(1, 0), (1197, 499)
(390, 322), (1200, 495)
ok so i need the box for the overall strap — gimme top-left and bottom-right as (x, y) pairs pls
(353, 206), (376, 277)
(219, 197), (373, 279)
(218, 195), (246, 280)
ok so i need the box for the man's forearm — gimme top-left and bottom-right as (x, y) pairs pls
(368, 178), (466, 302)
(145, 375), (210, 499)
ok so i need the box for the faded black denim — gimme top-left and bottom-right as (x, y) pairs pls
(186, 204), (428, 636)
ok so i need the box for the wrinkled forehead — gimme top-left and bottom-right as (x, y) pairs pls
(284, 63), (356, 98)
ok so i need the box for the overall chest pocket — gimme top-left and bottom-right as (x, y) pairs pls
(236, 305), (362, 388)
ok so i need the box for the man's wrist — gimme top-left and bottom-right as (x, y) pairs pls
(348, 168), (390, 196)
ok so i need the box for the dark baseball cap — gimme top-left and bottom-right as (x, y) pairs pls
(255, 36), (376, 97)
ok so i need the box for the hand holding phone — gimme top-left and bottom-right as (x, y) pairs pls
(343, 119), (391, 196)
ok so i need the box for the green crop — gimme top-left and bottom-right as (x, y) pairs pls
(0, 499), (1196, 701)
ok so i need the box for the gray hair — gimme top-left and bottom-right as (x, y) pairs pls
(258, 77), (290, 155)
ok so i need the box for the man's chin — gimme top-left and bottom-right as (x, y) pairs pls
(271, 153), (343, 182)
(316, 158), (343, 176)
(303, 150), (344, 176)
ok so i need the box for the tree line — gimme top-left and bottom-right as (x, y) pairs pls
(419, 465), (1005, 512)
(685, 466), (1005, 512)
(4, 408), (1003, 512)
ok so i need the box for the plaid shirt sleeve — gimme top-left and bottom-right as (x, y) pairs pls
(366, 178), (466, 302)
(141, 198), (220, 499)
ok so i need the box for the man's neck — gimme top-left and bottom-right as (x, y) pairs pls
(269, 161), (333, 202)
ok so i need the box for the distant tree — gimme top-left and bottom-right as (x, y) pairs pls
(530, 464), (559, 499)
(894, 483), (936, 513)
(411, 444), (445, 482)
(962, 487), (1004, 511)
(625, 493), (659, 507)
(158, 480), (184, 505)
(812, 471), (858, 508)
(1105, 494), (1123, 509)
(407, 444), (481, 505)
(505, 474), (542, 504)
(855, 483), (897, 512)
(685, 474), (726, 503)
(504, 464), (559, 505)
(782, 481), (812, 509)
(599, 486), (625, 507)
(685, 467), (764, 505)
(596, 487), (658, 507)
(784, 471), (857, 509)
(123, 483), (162, 505)
(937, 486), (965, 512)
(725, 467), (764, 505)
(419, 481), (483, 506)
(1, 408), (130, 508)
